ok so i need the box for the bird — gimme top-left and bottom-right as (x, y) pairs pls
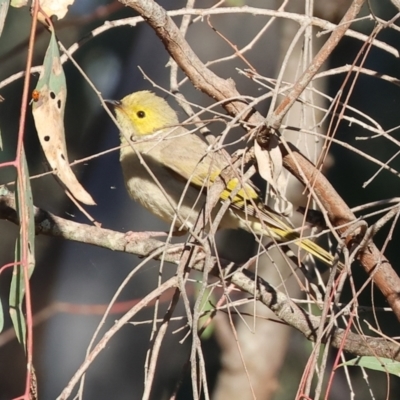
(106, 90), (338, 267)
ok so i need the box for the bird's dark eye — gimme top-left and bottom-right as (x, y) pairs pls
(137, 110), (146, 118)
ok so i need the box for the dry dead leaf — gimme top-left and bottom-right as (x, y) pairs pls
(40, 0), (74, 20)
(32, 32), (95, 205)
(254, 137), (292, 216)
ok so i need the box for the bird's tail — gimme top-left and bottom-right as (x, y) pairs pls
(243, 217), (340, 268)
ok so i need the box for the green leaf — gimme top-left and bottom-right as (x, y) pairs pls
(196, 283), (216, 340)
(0, 285), (3, 332)
(0, 306), (3, 333)
(9, 148), (35, 349)
(341, 356), (400, 376)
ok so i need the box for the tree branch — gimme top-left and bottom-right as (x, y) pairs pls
(1, 188), (399, 360)
(120, 0), (400, 321)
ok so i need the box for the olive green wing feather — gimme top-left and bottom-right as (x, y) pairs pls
(158, 132), (291, 230)
(158, 131), (339, 267)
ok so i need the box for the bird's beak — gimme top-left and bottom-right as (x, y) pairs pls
(104, 99), (121, 108)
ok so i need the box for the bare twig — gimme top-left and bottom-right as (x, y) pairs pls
(1, 190), (399, 363)
(119, 0), (400, 321)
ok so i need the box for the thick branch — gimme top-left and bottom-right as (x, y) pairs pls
(121, 0), (259, 122)
(120, 0), (400, 321)
(1, 190), (399, 360)
(281, 144), (400, 319)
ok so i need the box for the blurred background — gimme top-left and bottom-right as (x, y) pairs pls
(1, 0), (400, 399)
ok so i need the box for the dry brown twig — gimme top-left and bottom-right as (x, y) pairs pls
(120, 0), (400, 321)
(1, 0), (397, 362)
(1, 190), (399, 363)
(2, 1), (400, 399)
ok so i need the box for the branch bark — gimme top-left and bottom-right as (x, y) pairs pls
(1, 189), (399, 361)
(120, 0), (400, 321)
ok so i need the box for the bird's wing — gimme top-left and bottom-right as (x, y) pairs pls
(157, 131), (292, 231)
(159, 132), (256, 199)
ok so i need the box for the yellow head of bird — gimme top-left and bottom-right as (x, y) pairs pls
(109, 91), (179, 137)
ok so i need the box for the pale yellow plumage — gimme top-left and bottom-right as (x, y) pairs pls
(108, 91), (337, 267)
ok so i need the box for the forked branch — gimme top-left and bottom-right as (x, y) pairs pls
(121, 0), (400, 321)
